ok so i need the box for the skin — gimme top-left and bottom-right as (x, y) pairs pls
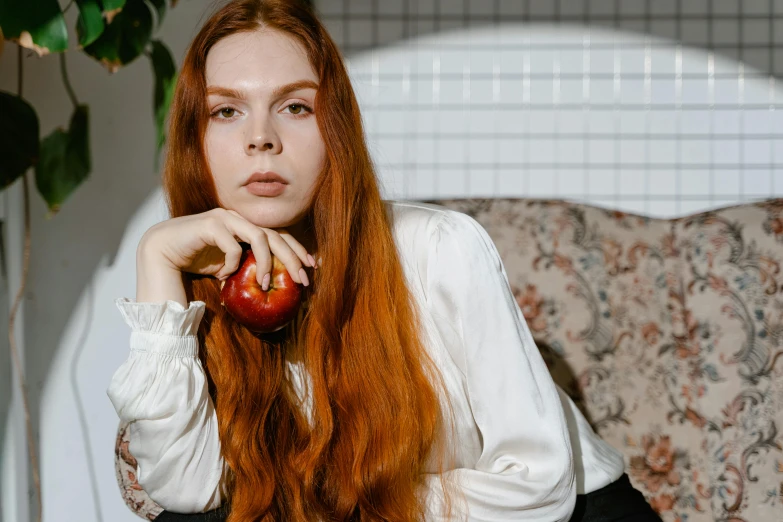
(204, 26), (324, 255)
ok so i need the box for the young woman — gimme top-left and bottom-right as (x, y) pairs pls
(107, 1), (661, 521)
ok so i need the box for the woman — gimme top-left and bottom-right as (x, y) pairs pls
(107, 1), (661, 521)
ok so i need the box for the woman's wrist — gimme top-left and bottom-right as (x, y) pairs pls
(136, 234), (187, 306)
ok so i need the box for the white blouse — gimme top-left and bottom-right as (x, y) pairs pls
(107, 200), (625, 521)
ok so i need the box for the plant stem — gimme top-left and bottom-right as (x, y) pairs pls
(63, 0), (76, 12)
(60, 52), (79, 108)
(17, 42), (23, 95)
(9, 44), (42, 522)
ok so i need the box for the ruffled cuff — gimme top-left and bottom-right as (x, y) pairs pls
(116, 297), (206, 335)
(115, 298), (206, 358)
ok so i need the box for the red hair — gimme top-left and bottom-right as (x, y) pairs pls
(161, 1), (459, 520)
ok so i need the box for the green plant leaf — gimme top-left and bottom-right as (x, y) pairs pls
(101, 0), (128, 10)
(149, 39), (177, 168)
(100, 0), (127, 23)
(35, 105), (91, 216)
(0, 92), (40, 190)
(75, 0), (105, 48)
(83, 0), (152, 73)
(0, 0), (68, 56)
(148, 0), (167, 28)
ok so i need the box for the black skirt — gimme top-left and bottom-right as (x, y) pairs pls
(568, 473), (663, 522)
(155, 473), (661, 522)
(155, 504), (229, 521)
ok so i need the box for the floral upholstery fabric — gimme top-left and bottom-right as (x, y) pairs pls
(114, 198), (783, 521)
(426, 198), (783, 522)
(115, 420), (163, 520)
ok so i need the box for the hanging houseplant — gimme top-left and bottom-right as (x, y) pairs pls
(0, 2), (181, 520)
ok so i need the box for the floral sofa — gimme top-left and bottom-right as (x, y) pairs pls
(115, 198), (783, 521)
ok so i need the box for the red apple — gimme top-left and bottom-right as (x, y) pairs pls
(220, 244), (304, 334)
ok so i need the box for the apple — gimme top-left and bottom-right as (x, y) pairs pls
(220, 243), (304, 334)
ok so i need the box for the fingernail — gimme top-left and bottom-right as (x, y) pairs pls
(299, 268), (309, 286)
(307, 254), (316, 268)
(262, 273), (270, 291)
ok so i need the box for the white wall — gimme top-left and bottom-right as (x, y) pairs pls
(350, 22), (783, 217)
(1, 173), (29, 522)
(316, 0), (783, 218)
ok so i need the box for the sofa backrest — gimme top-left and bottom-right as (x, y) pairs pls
(426, 197), (783, 522)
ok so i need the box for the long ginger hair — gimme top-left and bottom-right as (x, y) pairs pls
(161, 1), (460, 520)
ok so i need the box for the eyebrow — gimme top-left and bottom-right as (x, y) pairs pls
(206, 79), (318, 101)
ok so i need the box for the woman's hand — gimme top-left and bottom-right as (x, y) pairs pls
(140, 207), (315, 290)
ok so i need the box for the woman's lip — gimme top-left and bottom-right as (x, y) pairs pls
(245, 181), (287, 197)
(245, 171), (288, 184)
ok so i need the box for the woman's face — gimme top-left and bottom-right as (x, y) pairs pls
(204, 27), (324, 237)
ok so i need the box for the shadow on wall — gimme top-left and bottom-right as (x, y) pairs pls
(0, 236), (10, 484)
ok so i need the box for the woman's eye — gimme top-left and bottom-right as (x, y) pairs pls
(214, 107), (236, 119)
(209, 107), (238, 120)
(210, 103), (312, 121)
(284, 103), (313, 117)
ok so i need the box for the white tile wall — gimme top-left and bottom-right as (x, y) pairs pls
(315, 0), (783, 218)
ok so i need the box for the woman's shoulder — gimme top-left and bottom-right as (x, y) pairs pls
(383, 199), (485, 247)
(383, 198), (449, 220)
(382, 199), (461, 239)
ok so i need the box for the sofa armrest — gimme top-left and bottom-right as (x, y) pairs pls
(114, 420), (165, 520)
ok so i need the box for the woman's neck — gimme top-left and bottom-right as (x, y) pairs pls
(287, 217), (317, 255)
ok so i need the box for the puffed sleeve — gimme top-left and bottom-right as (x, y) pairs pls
(421, 211), (576, 522)
(106, 297), (229, 513)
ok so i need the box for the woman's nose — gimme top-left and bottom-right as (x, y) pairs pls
(247, 120), (281, 153)
(248, 138), (277, 152)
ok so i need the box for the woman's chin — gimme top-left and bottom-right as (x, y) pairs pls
(229, 201), (304, 231)
(244, 212), (294, 230)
